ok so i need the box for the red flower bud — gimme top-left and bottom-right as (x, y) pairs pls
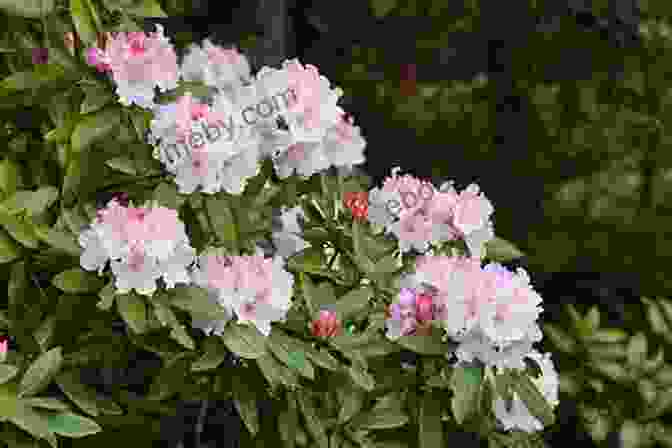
(400, 64), (417, 97)
(311, 310), (342, 338)
(343, 191), (369, 220)
(415, 293), (434, 322)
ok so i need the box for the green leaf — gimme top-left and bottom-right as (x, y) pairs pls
(9, 404), (56, 447)
(542, 323), (576, 354)
(80, 85), (114, 115)
(267, 329), (315, 380)
(146, 357), (188, 401)
(370, 0), (397, 18)
(153, 182), (184, 210)
(46, 411), (101, 438)
(338, 382), (365, 424)
(33, 315), (57, 352)
(22, 397), (70, 412)
(656, 297), (672, 332)
(206, 195), (238, 252)
(256, 353), (300, 389)
(96, 281), (116, 311)
(450, 364), (482, 425)
(585, 343), (626, 361)
(620, 420), (644, 448)
(278, 394), (299, 448)
(191, 337), (227, 372)
(70, 0), (98, 46)
(1, 65), (68, 91)
(642, 297), (670, 336)
(510, 370), (556, 427)
(347, 362), (376, 392)
(0, 365), (19, 385)
(350, 409), (409, 430)
(0, 228), (21, 263)
(643, 387), (672, 420)
(586, 328), (629, 343)
(0, 159), (20, 196)
(52, 268), (104, 293)
(584, 305), (601, 332)
(351, 220), (376, 274)
(419, 394), (443, 448)
(221, 324), (267, 359)
(125, 0), (168, 17)
(301, 344), (340, 372)
(0, 186), (59, 217)
(151, 299), (195, 350)
(297, 392), (329, 448)
(18, 347), (63, 398)
(115, 292), (148, 334)
(0, 0), (54, 17)
(71, 106), (122, 153)
(32, 225), (81, 256)
(627, 332), (648, 368)
(396, 330), (450, 355)
(231, 374), (259, 436)
(485, 236), (525, 262)
(168, 286), (227, 319)
(0, 212), (40, 249)
(105, 157), (137, 175)
(332, 286), (372, 322)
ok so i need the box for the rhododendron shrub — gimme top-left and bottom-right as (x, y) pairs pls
(0, 13), (563, 448)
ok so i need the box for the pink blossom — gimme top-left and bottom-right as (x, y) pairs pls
(206, 46), (241, 65)
(453, 184), (494, 235)
(283, 60), (325, 128)
(415, 293), (434, 322)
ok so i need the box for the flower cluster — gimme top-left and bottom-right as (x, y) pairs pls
(86, 25), (180, 108)
(367, 168), (494, 257)
(385, 287), (436, 339)
(343, 191), (369, 220)
(191, 248), (294, 337)
(79, 198), (195, 296)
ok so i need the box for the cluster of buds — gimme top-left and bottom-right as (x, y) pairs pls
(85, 32), (114, 72)
(311, 309), (342, 338)
(385, 287), (439, 338)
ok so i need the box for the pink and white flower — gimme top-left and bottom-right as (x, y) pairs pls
(180, 39), (251, 90)
(101, 25), (180, 109)
(191, 248), (295, 336)
(79, 199), (195, 296)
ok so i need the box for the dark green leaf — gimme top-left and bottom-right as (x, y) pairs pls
(0, 158), (20, 196)
(71, 106), (122, 153)
(105, 157), (137, 175)
(8, 404), (55, 447)
(96, 281), (116, 311)
(153, 182), (185, 210)
(255, 353), (300, 389)
(450, 364), (482, 425)
(52, 268), (104, 293)
(191, 337), (227, 372)
(485, 236), (525, 262)
(18, 347), (63, 398)
(169, 286), (228, 319)
(396, 330), (451, 355)
(70, 0), (98, 46)
(332, 286), (371, 322)
(338, 382), (365, 424)
(0, 0), (54, 17)
(278, 394), (299, 448)
(297, 392), (328, 448)
(22, 397), (70, 412)
(267, 329), (315, 380)
(0, 212), (40, 249)
(0, 365), (19, 385)
(347, 362), (376, 392)
(206, 195), (238, 252)
(32, 225), (81, 256)
(116, 292), (148, 334)
(350, 408), (409, 430)
(0, 228), (21, 263)
(419, 393), (443, 448)
(0, 186), (59, 217)
(510, 370), (556, 427)
(80, 85), (114, 115)
(221, 324), (267, 359)
(231, 374), (259, 436)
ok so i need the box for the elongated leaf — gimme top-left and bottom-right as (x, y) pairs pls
(56, 369), (118, 417)
(338, 383), (365, 424)
(297, 392), (328, 448)
(586, 328), (629, 343)
(116, 292), (147, 334)
(96, 281), (116, 311)
(124, 0), (168, 17)
(0, 228), (21, 263)
(80, 85), (114, 115)
(620, 420), (644, 448)
(0, 158), (20, 196)
(221, 324), (267, 359)
(268, 329), (315, 380)
(396, 330), (450, 355)
(0, 0), (55, 17)
(22, 397), (70, 411)
(52, 268), (104, 293)
(589, 360), (630, 383)
(627, 332), (648, 368)
(510, 370), (555, 427)
(643, 387), (672, 420)
(0, 365), (19, 385)
(256, 353), (300, 389)
(191, 337), (227, 372)
(450, 364), (482, 425)
(105, 157), (137, 175)
(206, 195), (238, 252)
(278, 395), (299, 448)
(33, 225), (81, 256)
(231, 374), (259, 436)
(332, 286), (372, 321)
(70, 0), (97, 46)
(151, 298), (195, 350)
(485, 236), (525, 262)
(347, 362), (376, 392)
(71, 106), (122, 153)
(46, 412), (102, 437)
(350, 409), (409, 430)
(147, 358), (188, 401)
(0, 186), (59, 217)
(169, 286), (227, 319)
(153, 182), (184, 210)
(419, 393), (444, 448)
(0, 212), (40, 249)
(19, 347), (63, 398)
(542, 323), (576, 354)
(9, 404), (56, 447)
(351, 221), (376, 274)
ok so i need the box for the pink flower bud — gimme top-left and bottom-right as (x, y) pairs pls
(311, 310), (342, 338)
(32, 48), (48, 65)
(415, 293), (434, 322)
(0, 336), (8, 362)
